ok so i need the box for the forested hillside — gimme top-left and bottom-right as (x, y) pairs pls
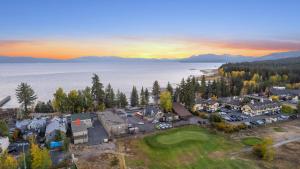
(221, 56), (300, 83)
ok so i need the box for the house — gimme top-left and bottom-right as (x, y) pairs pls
(219, 97), (243, 110)
(269, 87), (300, 101)
(70, 113), (93, 144)
(172, 102), (192, 119)
(71, 120), (88, 144)
(0, 137), (9, 154)
(194, 99), (220, 112)
(241, 100), (281, 116)
(71, 113), (92, 128)
(97, 111), (128, 137)
(144, 105), (162, 117)
(16, 119), (31, 132)
(45, 117), (66, 141)
(27, 118), (46, 131)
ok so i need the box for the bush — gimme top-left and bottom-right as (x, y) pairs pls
(281, 105), (295, 114)
(198, 112), (208, 119)
(252, 138), (274, 161)
(209, 114), (223, 123)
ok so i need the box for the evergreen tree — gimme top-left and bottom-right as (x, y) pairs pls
(140, 87), (146, 106)
(200, 75), (206, 96)
(144, 88), (150, 105)
(166, 82), (173, 96)
(91, 74), (105, 110)
(16, 82), (37, 115)
(130, 86), (139, 107)
(152, 80), (160, 104)
(104, 84), (115, 108)
(119, 92), (128, 108)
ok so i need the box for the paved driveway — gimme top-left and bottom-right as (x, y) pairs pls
(88, 120), (108, 145)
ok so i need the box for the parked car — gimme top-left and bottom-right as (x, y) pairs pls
(289, 115), (297, 120)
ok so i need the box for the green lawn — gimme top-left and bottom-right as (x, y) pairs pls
(126, 126), (258, 169)
(241, 137), (263, 146)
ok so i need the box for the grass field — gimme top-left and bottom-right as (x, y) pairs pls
(241, 137), (263, 146)
(126, 126), (258, 169)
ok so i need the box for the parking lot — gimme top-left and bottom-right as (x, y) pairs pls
(127, 115), (155, 133)
(218, 108), (296, 126)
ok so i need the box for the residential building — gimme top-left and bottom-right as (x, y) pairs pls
(71, 121), (88, 144)
(71, 113), (92, 128)
(70, 113), (92, 144)
(45, 117), (66, 141)
(241, 100), (281, 116)
(194, 99), (220, 112)
(97, 111), (128, 137)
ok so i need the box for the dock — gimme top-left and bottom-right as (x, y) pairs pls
(0, 96), (11, 107)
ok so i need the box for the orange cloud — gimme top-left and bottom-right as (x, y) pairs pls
(0, 37), (299, 59)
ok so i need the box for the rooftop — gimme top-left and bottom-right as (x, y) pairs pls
(71, 121), (88, 133)
(71, 113), (91, 121)
(172, 102), (192, 117)
(98, 111), (126, 125)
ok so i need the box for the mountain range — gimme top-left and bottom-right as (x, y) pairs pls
(1, 50), (300, 63)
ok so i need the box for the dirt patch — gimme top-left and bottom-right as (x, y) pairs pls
(273, 141), (300, 169)
(76, 153), (119, 169)
(70, 143), (119, 169)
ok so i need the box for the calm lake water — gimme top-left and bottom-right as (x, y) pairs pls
(0, 61), (222, 108)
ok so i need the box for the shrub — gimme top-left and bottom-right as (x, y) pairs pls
(281, 105), (295, 114)
(252, 138), (274, 161)
(209, 114), (223, 123)
(198, 112), (208, 119)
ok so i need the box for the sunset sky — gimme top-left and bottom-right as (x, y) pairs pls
(1, 0), (300, 59)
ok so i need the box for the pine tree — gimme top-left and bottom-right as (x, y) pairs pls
(16, 82), (37, 115)
(105, 84), (115, 108)
(130, 86), (139, 107)
(166, 82), (173, 96)
(140, 87), (146, 106)
(144, 88), (150, 105)
(152, 80), (160, 104)
(91, 74), (105, 110)
(200, 75), (206, 96)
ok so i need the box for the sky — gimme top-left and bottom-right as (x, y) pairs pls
(0, 0), (300, 59)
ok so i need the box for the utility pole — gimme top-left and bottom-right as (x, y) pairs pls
(22, 143), (27, 169)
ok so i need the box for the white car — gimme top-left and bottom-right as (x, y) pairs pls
(138, 122), (145, 125)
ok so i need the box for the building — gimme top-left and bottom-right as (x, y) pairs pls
(0, 137), (9, 154)
(144, 105), (162, 117)
(97, 111), (128, 137)
(241, 100), (281, 116)
(27, 118), (47, 131)
(70, 113), (92, 144)
(270, 87), (300, 101)
(71, 121), (88, 144)
(45, 117), (66, 141)
(219, 97), (243, 110)
(71, 113), (92, 128)
(172, 102), (192, 119)
(194, 99), (220, 112)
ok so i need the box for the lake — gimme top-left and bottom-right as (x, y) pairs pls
(0, 61), (222, 108)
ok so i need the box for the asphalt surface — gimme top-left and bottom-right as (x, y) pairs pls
(88, 120), (108, 145)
